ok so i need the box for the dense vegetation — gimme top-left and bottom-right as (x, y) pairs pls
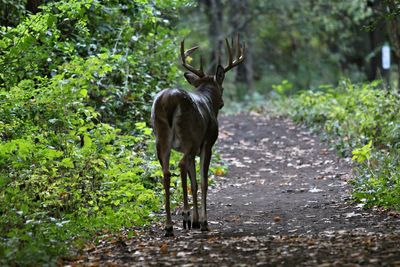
(272, 80), (400, 210)
(0, 0), (196, 264)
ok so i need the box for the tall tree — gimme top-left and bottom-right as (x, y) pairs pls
(229, 0), (254, 92)
(368, 0), (400, 91)
(386, 0), (400, 91)
(366, 0), (383, 81)
(198, 0), (224, 73)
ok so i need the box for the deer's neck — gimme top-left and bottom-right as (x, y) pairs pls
(195, 83), (222, 116)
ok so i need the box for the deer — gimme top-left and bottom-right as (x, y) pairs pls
(151, 35), (245, 237)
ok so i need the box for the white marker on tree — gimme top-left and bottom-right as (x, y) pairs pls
(382, 43), (391, 70)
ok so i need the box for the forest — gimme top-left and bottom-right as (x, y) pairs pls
(0, 0), (399, 265)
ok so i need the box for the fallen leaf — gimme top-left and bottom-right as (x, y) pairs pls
(273, 216), (281, 223)
(160, 243), (168, 254)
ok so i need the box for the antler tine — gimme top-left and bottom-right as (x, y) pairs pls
(184, 45), (199, 58)
(225, 38), (233, 68)
(231, 37), (234, 55)
(223, 34), (245, 73)
(180, 40), (206, 78)
(200, 55), (204, 74)
(236, 34), (241, 60)
(217, 50), (221, 66)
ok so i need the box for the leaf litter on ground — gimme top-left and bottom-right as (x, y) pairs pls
(64, 113), (400, 266)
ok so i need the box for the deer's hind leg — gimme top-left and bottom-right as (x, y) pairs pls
(200, 144), (212, 231)
(179, 156), (191, 230)
(187, 155), (200, 229)
(155, 123), (173, 237)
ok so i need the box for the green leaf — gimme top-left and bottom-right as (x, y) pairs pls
(79, 89), (88, 97)
(83, 134), (92, 149)
(61, 158), (74, 168)
(352, 141), (372, 163)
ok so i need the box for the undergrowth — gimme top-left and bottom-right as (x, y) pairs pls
(273, 80), (400, 210)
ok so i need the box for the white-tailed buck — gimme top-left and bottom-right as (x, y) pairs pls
(151, 35), (245, 237)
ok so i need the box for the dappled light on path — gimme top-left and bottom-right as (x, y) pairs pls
(66, 113), (400, 266)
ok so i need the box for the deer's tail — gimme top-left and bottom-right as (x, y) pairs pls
(151, 89), (179, 130)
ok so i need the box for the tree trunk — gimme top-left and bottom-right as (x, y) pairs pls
(229, 0), (254, 92)
(366, 0), (380, 81)
(386, 0), (400, 92)
(367, 30), (378, 81)
(199, 0), (224, 73)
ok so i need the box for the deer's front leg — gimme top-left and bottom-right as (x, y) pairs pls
(187, 156), (200, 229)
(179, 157), (191, 230)
(200, 145), (212, 231)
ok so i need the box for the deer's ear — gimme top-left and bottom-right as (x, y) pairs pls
(184, 72), (200, 87)
(214, 65), (225, 85)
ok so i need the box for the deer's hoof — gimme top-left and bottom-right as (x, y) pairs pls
(164, 226), (174, 237)
(201, 221), (209, 232)
(191, 221), (200, 229)
(183, 219), (192, 230)
(182, 211), (191, 230)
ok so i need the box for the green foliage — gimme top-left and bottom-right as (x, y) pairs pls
(0, 0), (190, 128)
(283, 80), (400, 210)
(0, 0), (197, 265)
(352, 151), (400, 209)
(272, 80), (294, 95)
(352, 141), (372, 163)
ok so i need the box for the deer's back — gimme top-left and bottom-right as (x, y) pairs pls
(151, 88), (218, 154)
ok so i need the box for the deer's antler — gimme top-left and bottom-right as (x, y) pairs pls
(223, 34), (245, 73)
(180, 40), (206, 78)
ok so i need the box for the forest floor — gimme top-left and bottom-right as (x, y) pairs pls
(65, 113), (400, 266)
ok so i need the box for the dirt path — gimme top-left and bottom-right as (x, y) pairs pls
(68, 113), (400, 266)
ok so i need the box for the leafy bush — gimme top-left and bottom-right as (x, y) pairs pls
(352, 151), (400, 209)
(284, 80), (400, 210)
(0, 0), (198, 265)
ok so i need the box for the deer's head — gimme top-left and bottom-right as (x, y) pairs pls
(180, 35), (245, 110)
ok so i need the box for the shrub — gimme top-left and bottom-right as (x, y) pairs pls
(286, 80), (400, 210)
